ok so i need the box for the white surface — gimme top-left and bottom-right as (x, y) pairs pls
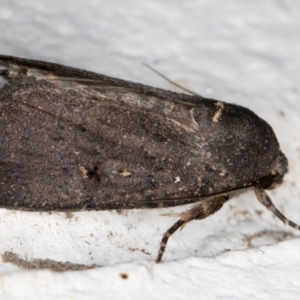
(1, 0), (300, 299)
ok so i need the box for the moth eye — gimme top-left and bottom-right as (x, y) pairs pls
(0, 69), (9, 77)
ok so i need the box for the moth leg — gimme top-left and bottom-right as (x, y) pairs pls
(254, 186), (300, 230)
(156, 194), (229, 263)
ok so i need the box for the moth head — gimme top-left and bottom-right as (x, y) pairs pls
(263, 151), (288, 190)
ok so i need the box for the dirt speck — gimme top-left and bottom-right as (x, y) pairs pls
(222, 248), (231, 253)
(120, 273), (129, 280)
(242, 230), (295, 248)
(65, 212), (74, 219)
(2, 251), (101, 272)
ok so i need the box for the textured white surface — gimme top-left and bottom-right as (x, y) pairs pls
(0, 0), (300, 299)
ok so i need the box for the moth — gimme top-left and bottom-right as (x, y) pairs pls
(0, 55), (299, 263)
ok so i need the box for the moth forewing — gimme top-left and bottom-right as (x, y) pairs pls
(0, 55), (299, 263)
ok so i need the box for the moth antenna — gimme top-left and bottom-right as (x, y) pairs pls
(254, 186), (300, 230)
(142, 63), (201, 97)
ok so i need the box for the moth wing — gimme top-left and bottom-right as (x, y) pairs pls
(0, 55), (278, 211)
(0, 55), (202, 101)
(0, 55), (210, 211)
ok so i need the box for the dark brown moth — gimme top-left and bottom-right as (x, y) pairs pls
(0, 55), (299, 263)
